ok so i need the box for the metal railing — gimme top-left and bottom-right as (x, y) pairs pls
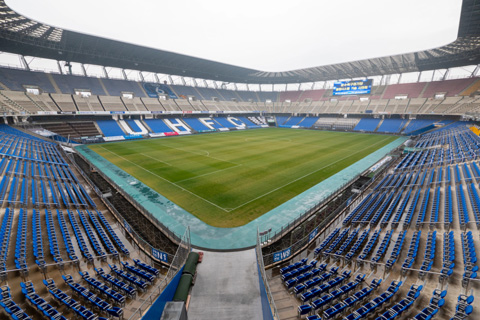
(127, 228), (191, 320)
(256, 229), (280, 320)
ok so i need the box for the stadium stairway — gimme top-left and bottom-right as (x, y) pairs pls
(0, 80), (9, 90)
(188, 249), (263, 320)
(374, 119), (384, 132)
(97, 78), (111, 96)
(460, 78), (480, 96)
(45, 73), (62, 94)
(269, 276), (302, 319)
(399, 119), (412, 134)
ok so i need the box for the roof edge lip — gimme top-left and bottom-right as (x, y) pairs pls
(3, 0), (262, 72)
(6, 0), (459, 74)
(1, 0), (478, 84)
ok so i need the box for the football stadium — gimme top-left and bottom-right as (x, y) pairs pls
(0, 0), (479, 319)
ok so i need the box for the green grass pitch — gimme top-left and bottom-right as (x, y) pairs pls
(88, 128), (397, 228)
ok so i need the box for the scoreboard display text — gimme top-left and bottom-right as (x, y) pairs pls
(333, 79), (372, 96)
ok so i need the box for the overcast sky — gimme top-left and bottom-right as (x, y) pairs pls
(7, 0), (463, 72)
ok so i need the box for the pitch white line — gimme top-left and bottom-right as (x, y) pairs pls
(226, 137), (393, 212)
(140, 153), (172, 166)
(175, 164), (242, 183)
(98, 146), (229, 212)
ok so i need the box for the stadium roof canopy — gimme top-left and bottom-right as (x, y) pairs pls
(0, 0), (479, 84)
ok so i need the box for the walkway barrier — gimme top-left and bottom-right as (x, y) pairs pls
(256, 229), (279, 320)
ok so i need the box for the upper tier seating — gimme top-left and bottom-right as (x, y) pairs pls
(0, 67), (478, 110)
(143, 119), (175, 133)
(382, 82), (426, 99)
(353, 118), (381, 132)
(96, 120), (125, 137)
(0, 68), (55, 92)
(403, 119), (437, 134)
(51, 74), (105, 96)
(376, 119), (408, 133)
(102, 78), (146, 97)
(421, 78), (477, 98)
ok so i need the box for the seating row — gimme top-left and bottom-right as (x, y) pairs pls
(289, 264), (329, 292)
(403, 190), (420, 228)
(440, 231), (455, 281)
(456, 186), (470, 229)
(467, 183), (480, 227)
(416, 189), (429, 229)
(355, 192), (387, 226)
(444, 186), (453, 227)
(298, 274), (370, 318)
(21, 281), (66, 320)
(44, 278), (104, 320)
(419, 231), (437, 279)
(412, 289), (447, 320)
(300, 270), (351, 303)
(121, 261), (156, 283)
(0, 285), (31, 319)
(357, 229), (381, 262)
(282, 260), (318, 283)
(345, 229), (370, 262)
(385, 230), (406, 270)
(449, 294), (474, 320)
(109, 264), (148, 291)
(343, 280), (403, 320)
(402, 230), (421, 273)
(321, 276), (377, 319)
(77, 210), (107, 258)
(45, 209), (64, 265)
(95, 267), (137, 298)
(94, 209), (130, 256)
(461, 231), (478, 282)
(57, 209), (79, 262)
(390, 189), (412, 228)
(32, 209), (46, 270)
(335, 229), (359, 258)
(87, 210), (119, 258)
(324, 229), (350, 257)
(375, 284), (423, 320)
(314, 229), (340, 256)
(79, 271), (126, 306)
(369, 192), (395, 226)
(429, 187), (441, 228)
(14, 208), (28, 273)
(380, 190), (404, 228)
(67, 209), (94, 261)
(371, 230), (393, 263)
